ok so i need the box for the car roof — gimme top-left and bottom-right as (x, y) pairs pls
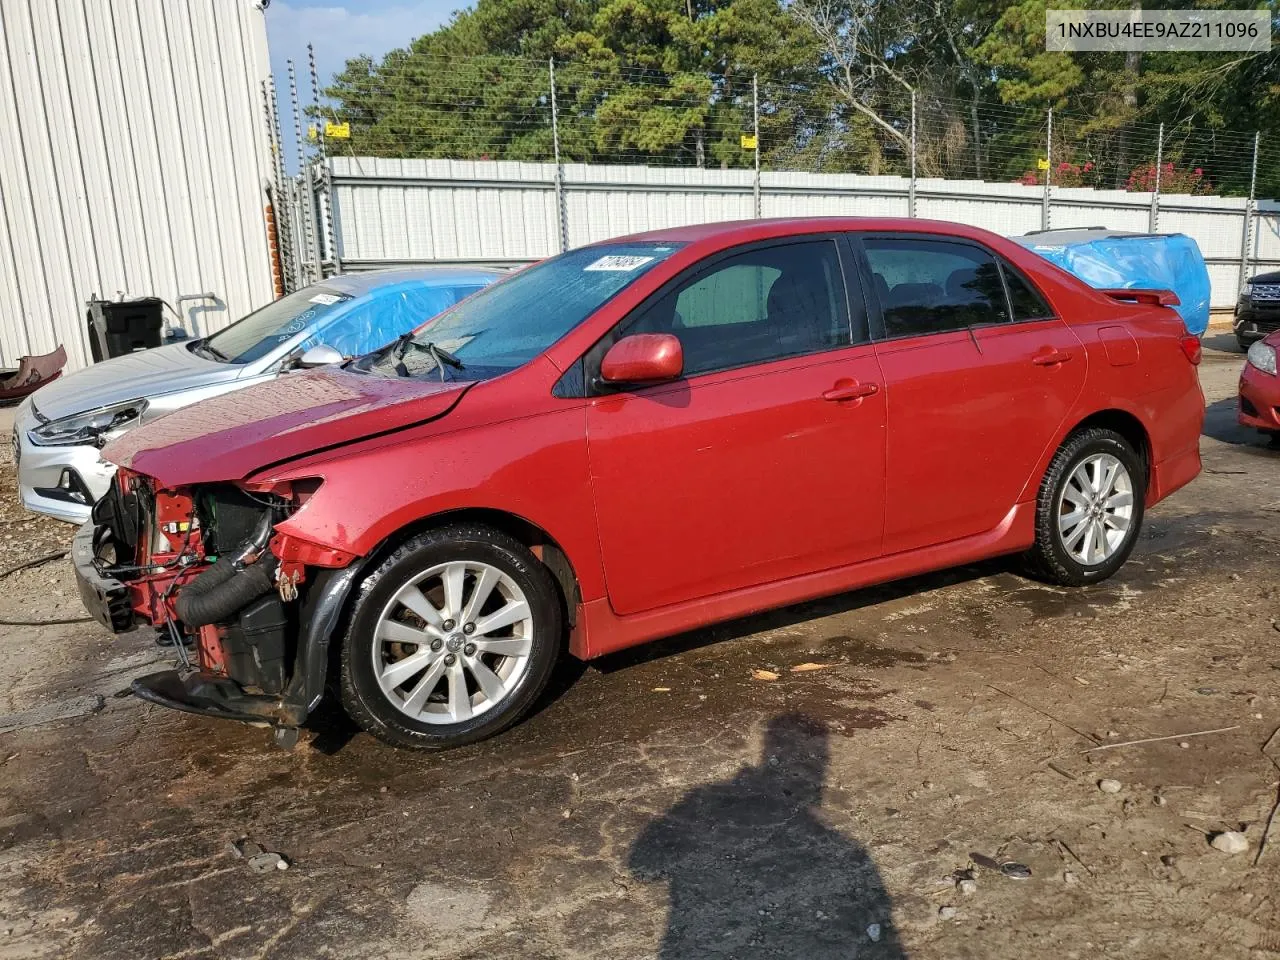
(611, 216), (1010, 248)
(319, 266), (505, 296)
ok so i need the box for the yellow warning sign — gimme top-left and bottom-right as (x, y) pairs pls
(325, 121), (351, 139)
(1036, 158), (1049, 170)
(740, 134), (758, 150)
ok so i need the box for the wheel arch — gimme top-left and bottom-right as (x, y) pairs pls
(359, 507), (582, 631)
(310, 506), (586, 709)
(1064, 408), (1152, 484)
(1018, 406), (1154, 508)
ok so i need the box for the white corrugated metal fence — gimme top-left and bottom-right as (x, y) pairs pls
(0, 0), (276, 370)
(328, 156), (1278, 309)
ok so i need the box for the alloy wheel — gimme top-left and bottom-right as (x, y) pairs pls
(1056, 453), (1134, 566)
(371, 560), (533, 724)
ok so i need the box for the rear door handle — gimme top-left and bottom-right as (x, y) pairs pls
(1032, 348), (1073, 366)
(822, 380), (879, 402)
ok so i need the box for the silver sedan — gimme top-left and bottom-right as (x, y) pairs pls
(15, 267), (499, 523)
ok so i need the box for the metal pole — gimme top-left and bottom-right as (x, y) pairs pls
(752, 74), (761, 218)
(287, 60), (322, 283)
(908, 90), (917, 218)
(309, 43), (341, 275)
(266, 75), (302, 292)
(549, 59), (568, 254)
(1041, 108), (1053, 231)
(1149, 121), (1163, 232)
(261, 79), (293, 294)
(1239, 131), (1260, 291)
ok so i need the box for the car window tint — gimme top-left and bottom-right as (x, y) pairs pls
(863, 238), (1009, 338)
(1002, 264), (1055, 321)
(625, 240), (850, 377)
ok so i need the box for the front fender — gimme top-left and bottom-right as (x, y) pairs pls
(261, 403), (608, 604)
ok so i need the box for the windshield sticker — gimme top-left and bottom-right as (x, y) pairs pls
(584, 255), (655, 272)
(309, 293), (343, 305)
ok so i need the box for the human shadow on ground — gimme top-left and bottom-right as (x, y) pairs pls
(628, 712), (906, 959)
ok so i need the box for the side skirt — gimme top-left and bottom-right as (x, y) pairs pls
(573, 502), (1036, 659)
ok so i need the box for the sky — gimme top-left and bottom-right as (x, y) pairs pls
(265, 0), (461, 168)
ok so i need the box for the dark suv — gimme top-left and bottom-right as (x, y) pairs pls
(1235, 271), (1280, 349)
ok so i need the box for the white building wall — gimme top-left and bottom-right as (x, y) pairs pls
(0, 0), (276, 370)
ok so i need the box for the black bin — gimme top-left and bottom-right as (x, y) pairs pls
(86, 297), (165, 362)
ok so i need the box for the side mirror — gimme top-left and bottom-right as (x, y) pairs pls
(297, 344), (343, 369)
(600, 334), (683, 386)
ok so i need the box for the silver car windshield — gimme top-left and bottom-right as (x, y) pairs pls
(203, 287), (354, 364)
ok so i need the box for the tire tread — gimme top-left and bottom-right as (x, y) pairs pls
(1024, 427), (1145, 587)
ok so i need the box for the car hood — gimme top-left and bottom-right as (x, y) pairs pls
(102, 368), (468, 487)
(31, 342), (235, 422)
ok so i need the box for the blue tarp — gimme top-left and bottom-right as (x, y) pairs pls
(1016, 231), (1211, 336)
(297, 281), (489, 358)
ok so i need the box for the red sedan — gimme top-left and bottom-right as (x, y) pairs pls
(74, 218), (1205, 750)
(1239, 328), (1280, 441)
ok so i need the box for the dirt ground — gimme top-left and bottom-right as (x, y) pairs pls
(1, 334), (1278, 959)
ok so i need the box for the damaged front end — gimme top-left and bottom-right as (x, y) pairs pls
(73, 469), (362, 731)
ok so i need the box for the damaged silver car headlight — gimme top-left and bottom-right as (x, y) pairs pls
(29, 398), (149, 447)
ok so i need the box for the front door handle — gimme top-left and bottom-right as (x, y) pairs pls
(1032, 348), (1073, 366)
(822, 380), (879, 402)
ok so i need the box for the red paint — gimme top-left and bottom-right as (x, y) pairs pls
(1238, 329), (1280, 432)
(600, 334), (683, 383)
(1097, 325), (1140, 367)
(198, 624), (228, 675)
(102, 370), (467, 489)
(104, 217), (1204, 663)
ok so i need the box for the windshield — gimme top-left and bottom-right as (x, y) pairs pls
(357, 242), (683, 379)
(204, 287), (354, 364)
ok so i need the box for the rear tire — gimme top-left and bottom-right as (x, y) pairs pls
(1024, 428), (1145, 587)
(339, 524), (563, 750)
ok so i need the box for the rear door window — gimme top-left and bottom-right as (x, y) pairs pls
(1001, 264), (1056, 321)
(862, 237), (1010, 339)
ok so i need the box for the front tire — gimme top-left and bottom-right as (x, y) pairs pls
(340, 524), (563, 750)
(1025, 428), (1145, 586)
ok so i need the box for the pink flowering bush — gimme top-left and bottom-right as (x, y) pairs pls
(1125, 161), (1212, 195)
(1018, 160), (1097, 187)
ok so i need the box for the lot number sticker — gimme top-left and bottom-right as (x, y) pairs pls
(309, 294), (343, 305)
(584, 255), (655, 272)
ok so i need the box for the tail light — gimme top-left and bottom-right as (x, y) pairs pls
(1179, 335), (1202, 365)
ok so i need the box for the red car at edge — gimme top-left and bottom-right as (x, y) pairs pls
(1239, 327), (1280, 441)
(73, 218), (1205, 750)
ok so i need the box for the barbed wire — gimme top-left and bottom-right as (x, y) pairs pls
(299, 50), (1269, 197)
